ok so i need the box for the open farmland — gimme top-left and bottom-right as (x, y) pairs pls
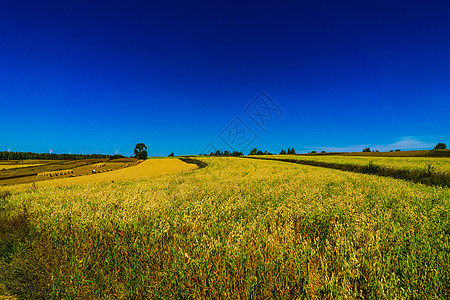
(0, 159), (142, 187)
(255, 154), (450, 173)
(339, 149), (450, 157)
(3, 158), (198, 191)
(0, 164), (43, 170)
(0, 157), (449, 299)
(0, 160), (47, 170)
(252, 155), (450, 187)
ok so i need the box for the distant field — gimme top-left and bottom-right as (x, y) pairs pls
(1, 157), (449, 298)
(0, 160), (54, 165)
(258, 154), (450, 173)
(0, 158), (139, 186)
(342, 149), (450, 157)
(302, 149), (450, 157)
(0, 164), (43, 170)
(4, 158), (198, 191)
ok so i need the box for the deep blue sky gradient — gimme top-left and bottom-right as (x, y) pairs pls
(1, 1), (449, 156)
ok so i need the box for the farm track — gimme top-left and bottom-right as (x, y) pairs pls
(245, 156), (450, 187)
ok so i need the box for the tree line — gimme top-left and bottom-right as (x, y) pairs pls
(248, 147), (296, 155)
(0, 151), (124, 161)
(201, 150), (244, 157)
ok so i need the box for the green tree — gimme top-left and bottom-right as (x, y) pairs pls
(434, 143), (447, 150)
(134, 143), (148, 160)
(362, 147), (371, 152)
(250, 148), (257, 155)
(280, 149), (286, 155)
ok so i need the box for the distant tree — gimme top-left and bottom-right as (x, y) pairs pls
(231, 151), (243, 156)
(434, 143), (447, 150)
(280, 149), (286, 155)
(395, 149), (401, 152)
(250, 148), (257, 155)
(134, 143), (148, 160)
(321, 150), (326, 154)
(375, 150), (379, 152)
(390, 150), (394, 152)
(311, 151), (317, 154)
(256, 150), (263, 155)
(168, 152), (174, 157)
(287, 147), (296, 154)
(362, 147), (371, 152)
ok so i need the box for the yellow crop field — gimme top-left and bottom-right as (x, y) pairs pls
(0, 157), (449, 298)
(5, 158), (197, 191)
(252, 154), (450, 187)
(0, 164), (43, 170)
(258, 154), (450, 172)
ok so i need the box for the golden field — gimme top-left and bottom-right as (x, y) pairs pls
(0, 164), (43, 170)
(2, 158), (198, 191)
(0, 157), (449, 299)
(257, 154), (450, 173)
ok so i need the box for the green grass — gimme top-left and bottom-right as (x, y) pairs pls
(0, 157), (449, 299)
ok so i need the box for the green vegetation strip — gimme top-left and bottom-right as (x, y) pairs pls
(246, 156), (450, 187)
(178, 157), (208, 169)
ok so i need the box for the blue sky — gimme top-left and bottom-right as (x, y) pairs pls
(1, 1), (449, 156)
